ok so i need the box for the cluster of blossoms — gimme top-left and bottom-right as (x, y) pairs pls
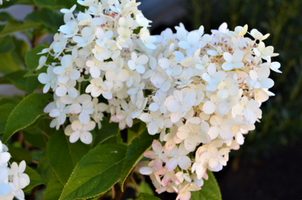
(37, 0), (281, 199)
(0, 141), (30, 200)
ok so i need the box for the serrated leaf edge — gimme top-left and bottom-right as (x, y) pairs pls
(3, 93), (50, 143)
(58, 144), (126, 200)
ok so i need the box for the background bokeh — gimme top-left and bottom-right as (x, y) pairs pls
(138, 0), (302, 199)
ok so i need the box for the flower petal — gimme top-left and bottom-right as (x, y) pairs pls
(80, 131), (93, 144)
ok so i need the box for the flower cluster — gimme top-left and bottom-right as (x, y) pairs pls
(37, 0), (281, 199)
(0, 141), (30, 200)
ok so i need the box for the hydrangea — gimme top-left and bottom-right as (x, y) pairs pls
(37, 1), (281, 199)
(0, 141), (30, 200)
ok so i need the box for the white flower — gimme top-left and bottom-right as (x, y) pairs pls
(49, 99), (69, 125)
(208, 115), (236, 140)
(128, 52), (149, 74)
(202, 101), (216, 115)
(267, 61), (282, 73)
(10, 161), (30, 191)
(69, 94), (94, 124)
(68, 120), (95, 144)
(119, 17), (133, 29)
(163, 126), (180, 150)
(0, 141), (11, 168)
(73, 25), (96, 47)
(52, 33), (67, 57)
(216, 77), (239, 99)
(232, 97), (260, 120)
(164, 89), (196, 123)
(202, 64), (226, 91)
(253, 41), (274, 61)
(53, 55), (80, 84)
(165, 143), (191, 171)
(249, 66), (274, 89)
(92, 45), (112, 61)
(60, 4), (76, 23)
(85, 78), (113, 99)
(149, 93), (167, 114)
(143, 140), (167, 172)
(136, 13), (152, 27)
(37, 56), (47, 70)
(95, 28), (114, 49)
(125, 69), (141, 88)
(37, 6), (282, 197)
(250, 28), (270, 41)
(139, 112), (164, 135)
(191, 147), (209, 179)
(176, 182), (200, 200)
(0, 168), (10, 196)
(38, 66), (57, 93)
(55, 79), (78, 98)
(178, 31), (206, 56)
(150, 72), (172, 92)
(77, 0), (95, 6)
(86, 57), (104, 78)
(92, 98), (107, 129)
(207, 46), (223, 56)
(59, 21), (79, 38)
(234, 24), (248, 37)
(105, 71), (124, 92)
(207, 143), (230, 172)
(139, 27), (156, 49)
(222, 50), (244, 70)
(177, 118), (211, 151)
(110, 101), (135, 130)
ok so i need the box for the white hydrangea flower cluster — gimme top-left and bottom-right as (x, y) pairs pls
(0, 141), (30, 200)
(37, 0), (281, 199)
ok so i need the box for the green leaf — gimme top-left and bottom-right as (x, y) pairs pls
(3, 93), (52, 142)
(0, 97), (21, 106)
(93, 117), (120, 147)
(8, 146), (33, 163)
(0, 35), (15, 53)
(121, 131), (153, 191)
(37, 153), (54, 183)
(137, 182), (154, 196)
(0, 12), (13, 21)
(0, 20), (42, 37)
(0, 70), (27, 91)
(25, 45), (47, 70)
(59, 143), (127, 200)
(191, 171), (222, 200)
(23, 128), (48, 149)
(12, 36), (30, 62)
(33, 0), (77, 9)
(23, 165), (46, 192)
(26, 76), (42, 94)
(25, 8), (64, 33)
(24, 45), (47, 77)
(136, 193), (161, 200)
(47, 130), (91, 184)
(0, 52), (21, 74)
(43, 175), (64, 200)
(0, 103), (16, 133)
(127, 122), (147, 145)
(36, 118), (56, 136)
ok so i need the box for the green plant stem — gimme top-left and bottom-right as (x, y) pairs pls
(113, 174), (132, 200)
(28, 186), (39, 200)
(131, 175), (140, 194)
